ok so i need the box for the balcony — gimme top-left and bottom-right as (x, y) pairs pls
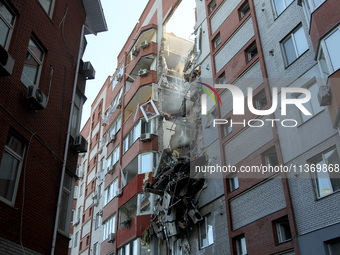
(327, 70), (340, 128)
(126, 41), (158, 76)
(124, 70), (157, 107)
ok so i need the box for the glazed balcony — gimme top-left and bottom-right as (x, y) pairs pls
(126, 41), (158, 76)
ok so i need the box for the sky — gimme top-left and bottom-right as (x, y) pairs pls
(81, 0), (196, 129)
(81, 0), (149, 128)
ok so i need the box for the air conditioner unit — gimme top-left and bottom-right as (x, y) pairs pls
(26, 86), (48, 110)
(318, 85), (331, 106)
(74, 218), (80, 225)
(94, 199), (99, 206)
(108, 233), (116, 243)
(81, 61), (95, 80)
(132, 45), (139, 56)
(107, 134), (116, 146)
(138, 69), (148, 76)
(73, 135), (88, 153)
(0, 44), (14, 76)
(92, 192), (98, 199)
(107, 166), (114, 175)
(117, 188), (123, 197)
(140, 133), (151, 142)
(116, 74), (122, 81)
(141, 40), (149, 49)
(76, 170), (84, 179)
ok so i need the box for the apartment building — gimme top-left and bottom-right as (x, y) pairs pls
(0, 0), (106, 254)
(69, 0), (340, 255)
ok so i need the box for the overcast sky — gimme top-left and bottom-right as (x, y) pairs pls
(81, 0), (149, 128)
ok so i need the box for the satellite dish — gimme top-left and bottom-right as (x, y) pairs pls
(96, 172), (105, 181)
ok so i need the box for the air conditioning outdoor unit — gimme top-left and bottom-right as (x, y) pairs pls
(81, 61), (95, 80)
(138, 69), (148, 76)
(107, 166), (114, 175)
(318, 85), (331, 106)
(26, 86), (48, 110)
(140, 133), (151, 142)
(0, 44), (15, 76)
(108, 233), (116, 243)
(94, 199), (99, 206)
(116, 74), (122, 81)
(73, 135), (88, 153)
(117, 188), (123, 197)
(141, 40), (149, 49)
(73, 218), (80, 225)
(132, 45), (139, 56)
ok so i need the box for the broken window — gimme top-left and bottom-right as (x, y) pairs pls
(199, 213), (214, 248)
(138, 193), (153, 215)
(119, 196), (137, 228)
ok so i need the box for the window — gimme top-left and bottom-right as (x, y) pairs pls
(253, 89), (267, 110)
(216, 73), (226, 84)
(103, 214), (116, 241)
(282, 25), (308, 66)
(106, 145), (120, 173)
(74, 232), (79, 248)
(212, 33), (221, 50)
(0, 131), (26, 205)
(239, 1), (250, 19)
(80, 183), (84, 197)
(273, 0), (293, 16)
(235, 235), (247, 255)
(140, 152), (156, 174)
(38, 0), (54, 16)
(318, 27), (340, 77)
(245, 42), (258, 62)
(229, 174), (239, 192)
(123, 121), (141, 153)
(311, 147), (340, 198)
(98, 183), (103, 198)
(199, 213), (214, 248)
(73, 185), (78, 199)
(0, 1), (15, 49)
(275, 216), (292, 243)
(138, 193), (153, 215)
(208, 0), (216, 13)
(86, 236), (90, 246)
(58, 172), (74, 234)
(109, 115), (122, 138)
(224, 117), (232, 136)
(21, 37), (45, 87)
(263, 147), (279, 167)
(297, 82), (323, 123)
(70, 90), (84, 138)
(93, 242), (98, 255)
(326, 238), (340, 255)
(95, 213), (101, 229)
(104, 178), (119, 205)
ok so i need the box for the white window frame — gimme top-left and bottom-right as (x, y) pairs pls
(272, 0), (294, 17)
(275, 216), (292, 243)
(0, 1), (16, 50)
(38, 0), (55, 17)
(139, 152), (157, 174)
(235, 235), (247, 255)
(311, 147), (340, 198)
(281, 25), (309, 67)
(137, 192), (154, 215)
(106, 145), (120, 174)
(21, 37), (45, 87)
(317, 25), (340, 78)
(104, 178), (119, 206)
(199, 213), (214, 249)
(74, 231), (79, 248)
(102, 214), (116, 241)
(0, 131), (26, 206)
(229, 174), (239, 192)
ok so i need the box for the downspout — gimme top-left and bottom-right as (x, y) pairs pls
(50, 24), (86, 255)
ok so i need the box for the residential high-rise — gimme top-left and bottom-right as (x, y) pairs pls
(0, 0), (106, 254)
(69, 1), (340, 255)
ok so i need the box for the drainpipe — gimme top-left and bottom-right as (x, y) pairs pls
(50, 24), (86, 255)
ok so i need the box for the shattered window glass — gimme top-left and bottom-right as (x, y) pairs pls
(139, 193), (152, 214)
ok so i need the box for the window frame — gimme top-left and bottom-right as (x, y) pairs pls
(274, 216), (292, 244)
(137, 192), (154, 215)
(229, 174), (239, 192)
(317, 25), (340, 77)
(263, 147), (279, 167)
(38, 0), (55, 18)
(0, 131), (26, 206)
(212, 33), (221, 50)
(281, 25), (309, 67)
(199, 213), (214, 249)
(310, 147), (340, 198)
(235, 234), (247, 255)
(0, 0), (16, 50)
(102, 213), (116, 241)
(239, 0), (250, 20)
(272, 0), (294, 17)
(70, 90), (85, 138)
(208, 0), (217, 14)
(21, 36), (45, 87)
